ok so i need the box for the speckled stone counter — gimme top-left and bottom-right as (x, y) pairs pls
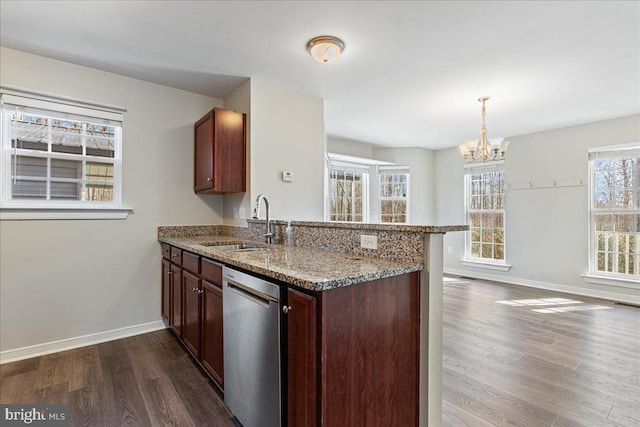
(159, 234), (421, 291)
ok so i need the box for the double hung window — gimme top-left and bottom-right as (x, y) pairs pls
(0, 89), (124, 213)
(588, 144), (639, 281)
(325, 153), (410, 223)
(464, 162), (506, 263)
(327, 162), (369, 222)
(378, 167), (409, 223)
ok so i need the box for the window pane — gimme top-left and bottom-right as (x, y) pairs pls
(471, 243), (481, 257)
(51, 159), (81, 179)
(12, 180), (46, 199)
(470, 228), (480, 243)
(12, 155), (46, 177)
(51, 181), (79, 199)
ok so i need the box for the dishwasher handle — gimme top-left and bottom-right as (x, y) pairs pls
(225, 278), (278, 308)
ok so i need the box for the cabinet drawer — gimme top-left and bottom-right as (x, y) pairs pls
(161, 243), (170, 259)
(183, 251), (200, 274)
(170, 247), (182, 265)
(202, 258), (222, 286)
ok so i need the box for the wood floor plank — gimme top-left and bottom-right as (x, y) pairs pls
(0, 356), (40, 379)
(138, 376), (196, 427)
(69, 386), (104, 427)
(69, 345), (102, 392)
(442, 399), (496, 427)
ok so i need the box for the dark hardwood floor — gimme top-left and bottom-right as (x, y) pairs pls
(442, 276), (640, 427)
(0, 331), (235, 426)
(1, 277), (638, 426)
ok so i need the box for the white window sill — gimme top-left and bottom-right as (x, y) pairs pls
(582, 274), (640, 290)
(462, 259), (512, 272)
(1, 205), (133, 220)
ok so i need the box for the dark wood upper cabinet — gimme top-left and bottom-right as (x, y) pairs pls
(194, 107), (246, 194)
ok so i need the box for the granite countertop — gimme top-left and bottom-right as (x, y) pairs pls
(159, 235), (422, 292)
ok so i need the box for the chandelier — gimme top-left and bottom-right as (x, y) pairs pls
(458, 96), (510, 162)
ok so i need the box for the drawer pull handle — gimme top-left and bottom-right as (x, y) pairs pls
(282, 305), (292, 314)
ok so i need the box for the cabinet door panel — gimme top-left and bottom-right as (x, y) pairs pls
(161, 259), (171, 324)
(287, 288), (318, 427)
(170, 264), (182, 337)
(201, 280), (224, 389)
(182, 270), (201, 358)
(212, 108), (245, 192)
(194, 113), (213, 191)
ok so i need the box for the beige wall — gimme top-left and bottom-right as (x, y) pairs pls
(0, 47), (224, 353)
(247, 79), (326, 222)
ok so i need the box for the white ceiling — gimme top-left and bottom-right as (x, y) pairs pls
(1, 1), (638, 150)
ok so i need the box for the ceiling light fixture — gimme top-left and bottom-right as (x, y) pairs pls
(306, 36), (344, 63)
(458, 97), (510, 163)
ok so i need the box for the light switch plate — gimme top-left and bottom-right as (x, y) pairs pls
(361, 235), (378, 250)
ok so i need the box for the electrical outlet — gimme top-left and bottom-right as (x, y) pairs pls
(239, 207), (246, 219)
(233, 207), (239, 219)
(361, 235), (378, 250)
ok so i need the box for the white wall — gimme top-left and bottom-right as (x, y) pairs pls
(327, 135), (377, 158)
(372, 147), (436, 224)
(435, 115), (640, 302)
(0, 48), (224, 354)
(245, 79), (326, 222)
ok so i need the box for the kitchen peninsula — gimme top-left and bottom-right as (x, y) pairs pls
(158, 220), (466, 427)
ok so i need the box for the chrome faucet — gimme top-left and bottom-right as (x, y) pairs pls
(253, 194), (274, 244)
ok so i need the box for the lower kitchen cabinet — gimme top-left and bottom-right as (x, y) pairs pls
(161, 244), (224, 391)
(286, 288), (317, 427)
(161, 258), (171, 324)
(285, 272), (420, 427)
(201, 279), (224, 388)
(170, 263), (182, 337)
(182, 270), (202, 357)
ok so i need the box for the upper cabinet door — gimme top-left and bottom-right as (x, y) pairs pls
(194, 107), (246, 194)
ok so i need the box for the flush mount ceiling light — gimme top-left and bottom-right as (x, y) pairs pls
(458, 96), (510, 163)
(306, 36), (345, 63)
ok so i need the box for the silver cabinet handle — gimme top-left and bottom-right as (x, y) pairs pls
(206, 177), (212, 182)
(198, 289), (204, 295)
(282, 305), (292, 314)
(165, 270), (172, 275)
(192, 287), (198, 292)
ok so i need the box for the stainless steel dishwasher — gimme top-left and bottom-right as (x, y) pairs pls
(222, 267), (281, 427)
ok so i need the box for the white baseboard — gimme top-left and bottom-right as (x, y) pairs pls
(444, 268), (640, 306)
(0, 320), (168, 364)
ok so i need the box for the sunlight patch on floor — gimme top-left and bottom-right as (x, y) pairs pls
(495, 297), (611, 313)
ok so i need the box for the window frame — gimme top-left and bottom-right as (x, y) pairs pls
(0, 87), (130, 220)
(586, 143), (639, 286)
(463, 161), (508, 266)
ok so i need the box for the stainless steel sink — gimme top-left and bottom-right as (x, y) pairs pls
(199, 242), (266, 252)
